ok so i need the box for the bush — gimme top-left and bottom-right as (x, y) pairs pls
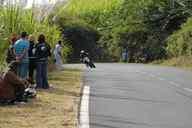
(167, 17), (192, 57)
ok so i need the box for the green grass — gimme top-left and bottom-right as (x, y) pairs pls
(0, 69), (82, 128)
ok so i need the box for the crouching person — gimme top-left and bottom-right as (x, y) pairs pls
(0, 71), (27, 104)
(0, 71), (36, 104)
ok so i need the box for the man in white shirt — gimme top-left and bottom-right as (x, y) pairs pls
(54, 40), (63, 69)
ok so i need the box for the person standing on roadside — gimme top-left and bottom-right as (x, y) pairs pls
(6, 33), (18, 74)
(28, 35), (36, 84)
(14, 32), (29, 79)
(53, 40), (63, 70)
(35, 34), (51, 89)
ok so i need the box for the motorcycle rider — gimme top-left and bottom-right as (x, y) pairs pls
(80, 50), (96, 68)
(80, 50), (89, 63)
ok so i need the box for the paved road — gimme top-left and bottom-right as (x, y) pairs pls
(82, 63), (192, 128)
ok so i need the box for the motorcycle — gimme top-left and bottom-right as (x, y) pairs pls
(82, 56), (96, 68)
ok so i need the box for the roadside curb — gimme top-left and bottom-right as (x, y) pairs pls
(77, 70), (90, 128)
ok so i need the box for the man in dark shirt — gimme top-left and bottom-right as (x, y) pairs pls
(34, 34), (51, 89)
(28, 35), (36, 84)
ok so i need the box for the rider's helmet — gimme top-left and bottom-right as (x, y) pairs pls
(80, 50), (85, 54)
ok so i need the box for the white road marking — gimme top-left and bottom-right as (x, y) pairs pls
(183, 88), (192, 92)
(80, 86), (90, 128)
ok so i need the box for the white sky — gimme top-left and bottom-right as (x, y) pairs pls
(3, 0), (64, 8)
(28, 0), (55, 5)
(26, 0), (57, 8)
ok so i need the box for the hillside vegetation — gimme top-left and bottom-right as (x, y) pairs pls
(50, 0), (192, 64)
(1, 0), (192, 65)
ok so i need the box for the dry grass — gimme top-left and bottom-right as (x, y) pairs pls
(152, 56), (192, 70)
(0, 69), (82, 128)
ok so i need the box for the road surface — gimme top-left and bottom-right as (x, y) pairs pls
(64, 63), (192, 128)
(83, 63), (192, 128)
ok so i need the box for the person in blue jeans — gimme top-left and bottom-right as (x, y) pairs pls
(34, 34), (51, 89)
(14, 32), (29, 79)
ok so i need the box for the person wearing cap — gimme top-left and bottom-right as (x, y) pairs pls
(14, 32), (29, 79)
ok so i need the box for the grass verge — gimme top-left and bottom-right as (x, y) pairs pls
(0, 69), (82, 128)
(152, 56), (192, 70)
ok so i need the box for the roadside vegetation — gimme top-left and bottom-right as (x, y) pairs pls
(0, 2), (71, 65)
(49, 0), (192, 67)
(0, 2), (82, 128)
(1, 0), (192, 66)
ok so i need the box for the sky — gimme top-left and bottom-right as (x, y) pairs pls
(28, 0), (58, 5)
(2, 0), (66, 8)
(2, 0), (59, 8)
(26, 0), (58, 8)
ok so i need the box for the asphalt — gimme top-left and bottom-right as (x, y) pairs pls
(81, 63), (192, 128)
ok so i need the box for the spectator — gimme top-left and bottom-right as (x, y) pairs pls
(28, 35), (36, 84)
(14, 32), (29, 79)
(53, 40), (63, 70)
(122, 48), (128, 62)
(6, 33), (18, 74)
(35, 34), (51, 89)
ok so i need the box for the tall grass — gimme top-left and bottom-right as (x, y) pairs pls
(61, 0), (122, 16)
(167, 17), (192, 57)
(0, 2), (62, 68)
(0, 4), (61, 42)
